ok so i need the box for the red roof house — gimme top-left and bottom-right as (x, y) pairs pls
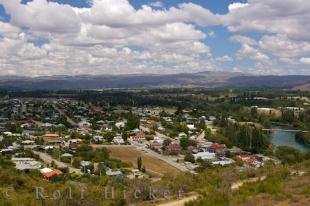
(42, 169), (63, 180)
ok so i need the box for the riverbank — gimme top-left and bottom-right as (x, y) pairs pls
(270, 125), (310, 152)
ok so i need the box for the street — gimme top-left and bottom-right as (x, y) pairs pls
(34, 151), (82, 174)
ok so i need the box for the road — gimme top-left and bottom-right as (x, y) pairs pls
(197, 131), (205, 139)
(130, 141), (190, 173)
(156, 194), (198, 206)
(52, 103), (78, 127)
(91, 143), (190, 173)
(137, 126), (192, 173)
(34, 151), (82, 174)
(231, 176), (266, 190)
(91, 144), (133, 148)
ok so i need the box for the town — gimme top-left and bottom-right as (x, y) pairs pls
(0, 89), (309, 205)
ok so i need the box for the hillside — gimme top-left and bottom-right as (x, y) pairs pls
(0, 72), (309, 90)
(294, 83), (310, 91)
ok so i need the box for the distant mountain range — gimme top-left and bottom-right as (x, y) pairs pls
(0, 71), (309, 90)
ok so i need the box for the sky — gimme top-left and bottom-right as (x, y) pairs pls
(0, 0), (309, 76)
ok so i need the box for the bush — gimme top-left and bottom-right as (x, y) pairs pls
(184, 153), (195, 163)
(275, 146), (303, 164)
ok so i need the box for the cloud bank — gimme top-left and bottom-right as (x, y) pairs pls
(0, 0), (309, 76)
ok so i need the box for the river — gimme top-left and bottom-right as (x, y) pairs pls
(270, 126), (310, 152)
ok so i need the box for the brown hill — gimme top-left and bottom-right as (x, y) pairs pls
(294, 83), (310, 91)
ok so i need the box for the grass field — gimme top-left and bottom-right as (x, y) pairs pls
(105, 146), (180, 176)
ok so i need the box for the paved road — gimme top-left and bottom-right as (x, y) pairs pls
(140, 125), (174, 141)
(197, 131), (205, 139)
(130, 141), (190, 173)
(52, 103), (78, 127)
(91, 143), (190, 173)
(91, 144), (133, 148)
(34, 151), (82, 174)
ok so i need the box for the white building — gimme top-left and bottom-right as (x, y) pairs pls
(115, 121), (126, 129)
(193, 152), (216, 161)
(93, 135), (104, 142)
(187, 124), (196, 130)
(212, 158), (235, 166)
(12, 158), (41, 171)
(112, 136), (125, 145)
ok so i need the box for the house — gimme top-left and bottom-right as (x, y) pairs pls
(208, 116), (216, 121)
(22, 129), (37, 136)
(40, 167), (53, 174)
(129, 132), (145, 142)
(112, 136), (125, 145)
(115, 121), (126, 129)
(3, 131), (13, 136)
(148, 140), (163, 151)
(69, 142), (79, 152)
(81, 161), (92, 168)
(237, 154), (263, 168)
(127, 169), (145, 179)
(42, 133), (62, 145)
(21, 140), (35, 145)
(284, 107), (304, 112)
(227, 117), (236, 124)
(44, 145), (55, 151)
(105, 168), (123, 177)
(228, 146), (242, 155)
(0, 148), (14, 154)
(146, 119), (157, 128)
(12, 157), (42, 171)
(198, 142), (213, 151)
(158, 126), (165, 131)
(93, 135), (104, 142)
(42, 168), (63, 180)
(193, 152), (216, 161)
(209, 143), (227, 155)
(165, 143), (181, 154)
(212, 157), (235, 166)
(103, 124), (113, 132)
(1, 143), (20, 154)
(41, 122), (53, 128)
(162, 117), (172, 122)
(178, 132), (187, 139)
(78, 120), (91, 128)
(67, 139), (83, 145)
(256, 107), (277, 115)
(187, 124), (196, 130)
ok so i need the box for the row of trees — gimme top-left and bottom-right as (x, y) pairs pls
(224, 123), (270, 153)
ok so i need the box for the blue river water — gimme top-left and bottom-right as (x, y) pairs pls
(270, 126), (310, 152)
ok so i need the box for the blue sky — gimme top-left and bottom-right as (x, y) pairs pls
(0, 0), (309, 76)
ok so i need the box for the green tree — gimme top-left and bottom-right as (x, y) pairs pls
(137, 157), (142, 171)
(281, 110), (295, 124)
(197, 118), (206, 131)
(239, 125), (252, 151)
(180, 137), (190, 150)
(184, 153), (195, 163)
(125, 112), (140, 130)
(252, 128), (269, 153)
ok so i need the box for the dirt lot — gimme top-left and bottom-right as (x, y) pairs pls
(105, 146), (180, 176)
